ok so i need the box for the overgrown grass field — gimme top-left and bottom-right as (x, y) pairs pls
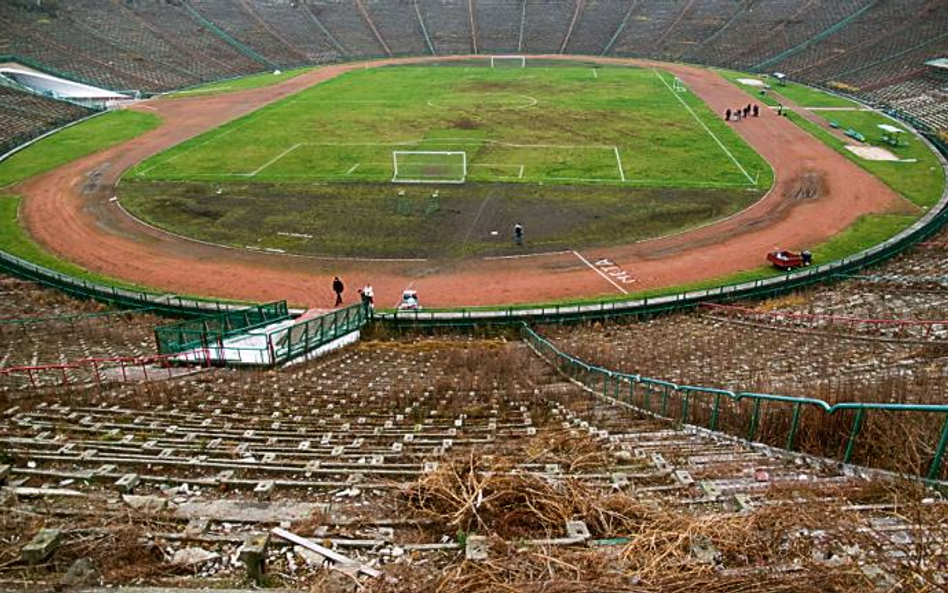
(131, 65), (772, 188)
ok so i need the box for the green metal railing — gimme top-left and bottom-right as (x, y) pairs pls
(0, 250), (242, 318)
(522, 324), (948, 482)
(153, 302), (368, 366)
(269, 303), (368, 363)
(154, 301), (290, 355)
(181, 4), (281, 71)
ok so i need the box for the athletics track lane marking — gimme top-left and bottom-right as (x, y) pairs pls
(572, 250), (628, 294)
(652, 69), (756, 185)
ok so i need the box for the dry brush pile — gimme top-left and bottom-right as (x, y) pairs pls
(380, 455), (948, 592)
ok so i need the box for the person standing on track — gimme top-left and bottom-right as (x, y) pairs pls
(332, 276), (345, 307)
(725, 108), (732, 121)
(514, 223), (524, 246)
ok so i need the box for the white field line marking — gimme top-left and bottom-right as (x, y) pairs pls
(174, 172), (752, 188)
(483, 249), (573, 261)
(346, 163), (361, 175)
(174, 86), (234, 95)
(136, 108), (269, 177)
(592, 68), (598, 79)
(613, 146), (626, 182)
(136, 127), (237, 176)
(572, 250), (628, 294)
(652, 69), (756, 185)
(250, 143), (301, 176)
(468, 163), (523, 169)
(300, 139), (618, 150)
(462, 194), (493, 246)
(519, 165), (525, 179)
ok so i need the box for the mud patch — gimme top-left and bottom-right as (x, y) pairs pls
(784, 171), (827, 202)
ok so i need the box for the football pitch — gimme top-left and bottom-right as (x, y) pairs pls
(132, 65), (771, 189)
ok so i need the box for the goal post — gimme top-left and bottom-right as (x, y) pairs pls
(490, 55), (526, 68)
(392, 151), (467, 184)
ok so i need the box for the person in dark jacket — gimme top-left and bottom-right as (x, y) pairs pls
(332, 276), (344, 307)
(753, 104), (759, 117)
(725, 108), (732, 121)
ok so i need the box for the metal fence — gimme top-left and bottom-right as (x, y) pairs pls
(522, 324), (948, 482)
(154, 303), (368, 367)
(0, 250), (247, 318)
(154, 301), (290, 355)
(269, 303), (368, 363)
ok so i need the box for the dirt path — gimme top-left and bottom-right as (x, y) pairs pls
(16, 55), (905, 308)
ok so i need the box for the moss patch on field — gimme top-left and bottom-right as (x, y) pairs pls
(120, 180), (763, 260)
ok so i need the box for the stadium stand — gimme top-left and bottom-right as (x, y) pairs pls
(0, 306), (945, 587)
(310, 0), (389, 58)
(0, 277), (167, 391)
(0, 0), (943, 131)
(2, 2), (948, 587)
(240, 0), (344, 62)
(416, 0), (475, 55)
(0, 85), (93, 155)
(520, 0), (576, 54)
(188, 0), (313, 68)
(471, 0), (523, 54)
(363, 0), (429, 56)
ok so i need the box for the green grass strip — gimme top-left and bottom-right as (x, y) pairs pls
(0, 195), (146, 289)
(715, 69), (945, 209)
(0, 110), (161, 188)
(164, 67), (315, 98)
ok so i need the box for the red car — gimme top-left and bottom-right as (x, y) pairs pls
(767, 250), (812, 270)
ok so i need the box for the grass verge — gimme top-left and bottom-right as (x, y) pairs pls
(163, 67), (315, 98)
(0, 110), (161, 188)
(715, 69), (945, 209)
(0, 196), (146, 289)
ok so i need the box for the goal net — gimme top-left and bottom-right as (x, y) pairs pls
(392, 151), (467, 184)
(490, 55), (526, 68)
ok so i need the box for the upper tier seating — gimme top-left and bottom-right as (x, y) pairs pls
(0, 0), (943, 130)
(0, 85), (93, 153)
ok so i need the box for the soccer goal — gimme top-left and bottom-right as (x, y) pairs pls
(392, 151), (467, 184)
(490, 55), (526, 68)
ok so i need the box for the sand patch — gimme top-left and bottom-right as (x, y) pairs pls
(845, 145), (907, 162)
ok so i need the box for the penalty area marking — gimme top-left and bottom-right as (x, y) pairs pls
(572, 250), (629, 294)
(652, 69), (756, 186)
(613, 146), (626, 182)
(249, 143), (301, 176)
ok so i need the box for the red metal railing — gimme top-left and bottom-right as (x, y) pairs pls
(0, 350), (212, 389)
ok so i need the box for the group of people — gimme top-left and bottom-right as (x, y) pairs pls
(328, 223), (526, 308)
(331, 276), (373, 309)
(725, 103), (760, 121)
